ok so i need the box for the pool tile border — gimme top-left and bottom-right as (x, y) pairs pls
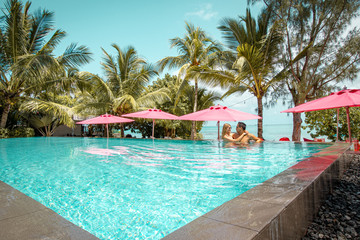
(163, 143), (351, 240)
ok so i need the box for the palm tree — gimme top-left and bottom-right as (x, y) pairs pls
(157, 22), (222, 140)
(192, 7), (283, 139)
(146, 74), (220, 139)
(0, 0), (92, 128)
(75, 44), (169, 137)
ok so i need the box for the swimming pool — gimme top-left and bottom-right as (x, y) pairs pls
(0, 137), (330, 239)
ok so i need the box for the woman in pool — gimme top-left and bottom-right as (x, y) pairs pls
(222, 123), (247, 142)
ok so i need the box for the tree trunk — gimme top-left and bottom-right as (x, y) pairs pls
(191, 79), (198, 140)
(292, 112), (302, 141)
(257, 97), (263, 139)
(120, 124), (124, 138)
(0, 101), (11, 128)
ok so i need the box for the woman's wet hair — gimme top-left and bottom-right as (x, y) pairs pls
(222, 123), (231, 138)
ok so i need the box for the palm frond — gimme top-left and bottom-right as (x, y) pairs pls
(20, 98), (74, 127)
(157, 56), (187, 72)
(57, 43), (92, 69)
(112, 94), (138, 112)
(28, 9), (55, 52)
(188, 66), (237, 88)
(136, 88), (170, 107)
(221, 85), (247, 99)
(37, 29), (66, 55)
(218, 17), (246, 50)
(77, 71), (114, 101)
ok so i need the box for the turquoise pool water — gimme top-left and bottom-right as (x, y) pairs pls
(0, 137), (330, 239)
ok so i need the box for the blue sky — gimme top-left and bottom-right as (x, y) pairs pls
(25, 0), (356, 128)
(29, 0), (262, 76)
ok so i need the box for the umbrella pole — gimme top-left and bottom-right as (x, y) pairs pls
(346, 107), (352, 143)
(217, 121), (220, 141)
(336, 109), (339, 142)
(152, 119), (155, 139)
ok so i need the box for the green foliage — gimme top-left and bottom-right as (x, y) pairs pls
(193, 7), (283, 139)
(9, 127), (35, 137)
(303, 108), (360, 142)
(251, 0), (360, 140)
(0, 128), (9, 138)
(0, 0), (92, 128)
(157, 22), (222, 139)
(74, 45), (166, 116)
(131, 74), (220, 139)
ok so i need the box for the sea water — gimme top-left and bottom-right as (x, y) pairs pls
(200, 123), (316, 141)
(126, 123), (316, 140)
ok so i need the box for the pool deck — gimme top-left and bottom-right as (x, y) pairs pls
(0, 181), (99, 240)
(0, 142), (354, 240)
(163, 143), (353, 239)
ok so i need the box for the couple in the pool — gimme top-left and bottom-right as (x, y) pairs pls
(222, 122), (263, 144)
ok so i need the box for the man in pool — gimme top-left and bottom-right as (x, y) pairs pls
(233, 122), (263, 143)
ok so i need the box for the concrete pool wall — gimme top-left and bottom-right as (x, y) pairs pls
(163, 143), (352, 240)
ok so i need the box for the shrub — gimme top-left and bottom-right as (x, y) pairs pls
(24, 127), (35, 137)
(0, 128), (9, 138)
(9, 127), (35, 138)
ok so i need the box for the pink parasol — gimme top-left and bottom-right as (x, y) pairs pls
(178, 104), (262, 140)
(281, 89), (360, 142)
(122, 109), (179, 138)
(77, 114), (134, 138)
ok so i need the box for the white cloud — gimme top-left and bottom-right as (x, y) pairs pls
(185, 4), (218, 21)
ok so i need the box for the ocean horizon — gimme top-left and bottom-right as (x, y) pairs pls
(200, 123), (316, 141)
(125, 123), (319, 141)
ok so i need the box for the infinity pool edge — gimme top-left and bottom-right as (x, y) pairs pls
(163, 143), (352, 240)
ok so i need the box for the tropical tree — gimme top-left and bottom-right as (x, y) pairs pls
(19, 70), (83, 136)
(143, 74), (220, 139)
(250, 0), (360, 141)
(75, 44), (169, 136)
(157, 22), (222, 139)
(190, 7), (283, 139)
(303, 108), (360, 142)
(0, 0), (92, 128)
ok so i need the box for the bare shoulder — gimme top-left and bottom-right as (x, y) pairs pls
(232, 132), (240, 139)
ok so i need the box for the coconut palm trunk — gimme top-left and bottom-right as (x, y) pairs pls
(191, 79), (198, 140)
(0, 101), (11, 128)
(120, 123), (125, 138)
(257, 97), (264, 139)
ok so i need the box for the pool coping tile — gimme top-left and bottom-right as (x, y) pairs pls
(162, 216), (259, 240)
(202, 197), (285, 232)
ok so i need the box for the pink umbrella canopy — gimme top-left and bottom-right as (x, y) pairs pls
(281, 89), (360, 141)
(77, 114), (134, 138)
(281, 89), (360, 113)
(178, 105), (262, 140)
(122, 109), (179, 138)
